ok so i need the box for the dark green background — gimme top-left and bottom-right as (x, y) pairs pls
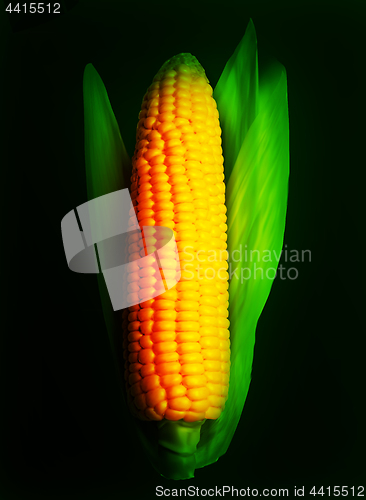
(1, 1), (365, 499)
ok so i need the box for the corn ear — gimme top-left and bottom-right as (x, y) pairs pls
(82, 17), (289, 479)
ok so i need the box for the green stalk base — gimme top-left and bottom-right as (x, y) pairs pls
(157, 419), (205, 480)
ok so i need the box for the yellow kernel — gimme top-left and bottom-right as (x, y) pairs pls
(199, 296), (220, 307)
(175, 107), (192, 119)
(159, 103), (175, 114)
(169, 174), (187, 185)
(129, 362), (143, 373)
(153, 299), (176, 310)
(140, 363), (155, 377)
(180, 363), (204, 376)
(176, 321), (200, 332)
(185, 150), (201, 161)
(179, 352), (203, 364)
(220, 350), (230, 362)
(199, 285), (218, 296)
(158, 121), (175, 135)
(163, 128), (181, 140)
(202, 348), (221, 360)
(165, 155), (185, 166)
(128, 342), (142, 353)
(175, 78), (191, 90)
(154, 352), (179, 364)
(152, 321), (176, 332)
(129, 372), (141, 385)
(168, 396), (191, 411)
(155, 210), (174, 221)
(145, 407), (163, 420)
(206, 383), (224, 396)
(150, 331), (176, 342)
(138, 349), (155, 364)
(200, 337), (220, 349)
(140, 374), (160, 392)
(205, 407), (222, 419)
(190, 400), (210, 412)
(178, 291), (200, 301)
(203, 360), (221, 371)
(165, 385), (187, 399)
(171, 192), (193, 204)
(134, 393), (147, 410)
(174, 202), (195, 212)
(155, 362), (181, 375)
(144, 117), (157, 129)
(127, 331), (142, 342)
(191, 93), (206, 103)
(186, 387), (209, 401)
(186, 165), (203, 176)
(183, 375), (207, 388)
(147, 131), (161, 143)
(177, 234), (199, 247)
(158, 112), (175, 123)
(174, 118), (190, 129)
(139, 336), (153, 349)
(176, 311), (199, 322)
(220, 361), (230, 373)
(147, 106), (159, 117)
(191, 102), (208, 114)
(174, 88), (190, 99)
(161, 85), (175, 96)
(193, 199), (208, 209)
(176, 301), (199, 312)
(146, 387), (166, 407)
(159, 289), (178, 301)
(176, 281), (199, 291)
(165, 409), (186, 421)
(160, 373), (183, 388)
(207, 395), (225, 407)
(166, 164), (185, 175)
(128, 352), (138, 363)
(130, 383), (142, 397)
(198, 305), (217, 317)
(206, 372), (224, 384)
(175, 331), (200, 343)
(154, 400), (168, 416)
(218, 328), (230, 339)
(218, 318), (230, 329)
(175, 222), (195, 232)
(199, 316), (219, 326)
(177, 342), (201, 355)
(166, 145), (186, 157)
(165, 138), (181, 149)
(184, 411), (206, 422)
(175, 73), (191, 84)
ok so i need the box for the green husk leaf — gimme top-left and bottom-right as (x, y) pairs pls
(83, 63), (164, 476)
(83, 63), (129, 375)
(195, 20), (289, 469)
(213, 18), (259, 182)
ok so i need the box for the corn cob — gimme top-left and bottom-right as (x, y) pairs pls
(121, 54), (230, 474)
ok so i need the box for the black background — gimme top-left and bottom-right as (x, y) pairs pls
(1, 1), (365, 499)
